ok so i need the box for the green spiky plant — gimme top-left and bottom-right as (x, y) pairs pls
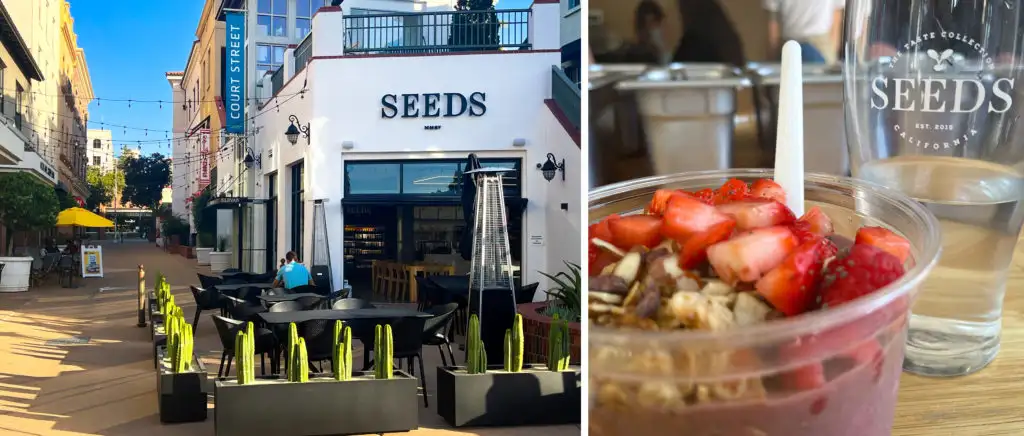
(170, 322), (194, 373)
(466, 314), (487, 374)
(332, 320), (353, 381)
(286, 322), (299, 374)
(503, 313), (524, 372)
(288, 337), (309, 382)
(234, 322), (256, 384)
(373, 324), (393, 379)
(546, 314), (571, 372)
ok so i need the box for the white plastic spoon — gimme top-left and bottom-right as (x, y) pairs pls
(774, 41), (805, 217)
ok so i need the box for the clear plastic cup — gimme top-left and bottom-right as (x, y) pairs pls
(588, 169), (942, 436)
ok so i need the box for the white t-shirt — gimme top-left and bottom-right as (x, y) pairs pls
(764, 0), (847, 40)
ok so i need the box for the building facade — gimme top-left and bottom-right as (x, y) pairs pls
(560, 0), (581, 84)
(233, 2), (580, 293)
(56, 2), (93, 203)
(86, 128), (113, 172)
(166, 71), (188, 220)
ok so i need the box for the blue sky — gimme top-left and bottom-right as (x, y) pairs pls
(72, 0), (532, 158)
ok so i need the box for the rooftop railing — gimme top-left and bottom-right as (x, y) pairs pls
(270, 66), (285, 96)
(342, 9), (531, 55)
(551, 66), (580, 131)
(295, 33), (313, 74)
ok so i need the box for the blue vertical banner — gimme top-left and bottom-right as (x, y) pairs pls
(225, 10), (246, 134)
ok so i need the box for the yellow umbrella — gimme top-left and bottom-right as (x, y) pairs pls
(56, 207), (116, 228)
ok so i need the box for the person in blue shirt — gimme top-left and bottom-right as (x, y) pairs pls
(273, 251), (314, 290)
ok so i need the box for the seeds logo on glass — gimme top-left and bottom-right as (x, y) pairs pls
(869, 31), (1015, 151)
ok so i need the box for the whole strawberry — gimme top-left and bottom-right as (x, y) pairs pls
(819, 244), (906, 308)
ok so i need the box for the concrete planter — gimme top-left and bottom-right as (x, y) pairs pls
(0, 257), (32, 293)
(436, 365), (581, 427)
(156, 348), (209, 423)
(209, 251), (232, 273)
(519, 302), (581, 364)
(196, 247), (213, 265)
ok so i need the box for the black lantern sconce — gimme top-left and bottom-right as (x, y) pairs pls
(243, 147), (262, 169)
(536, 153), (565, 182)
(285, 114), (310, 145)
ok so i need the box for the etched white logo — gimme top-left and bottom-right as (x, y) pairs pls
(870, 32), (1014, 150)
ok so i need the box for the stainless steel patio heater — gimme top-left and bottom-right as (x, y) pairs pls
(465, 167), (518, 364)
(310, 199), (333, 294)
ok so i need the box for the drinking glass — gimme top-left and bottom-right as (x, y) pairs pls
(844, 0), (1024, 376)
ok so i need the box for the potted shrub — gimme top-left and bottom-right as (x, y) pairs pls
(209, 237), (232, 273)
(0, 173), (60, 293)
(214, 322), (419, 436)
(155, 308), (208, 423)
(196, 233), (215, 266)
(520, 262), (581, 364)
(151, 277), (180, 369)
(437, 313), (580, 427)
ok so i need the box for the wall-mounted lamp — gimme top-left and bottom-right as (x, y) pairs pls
(243, 147), (262, 169)
(341, 141), (355, 150)
(285, 114), (310, 145)
(512, 138), (527, 147)
(537, 153), (565, 182)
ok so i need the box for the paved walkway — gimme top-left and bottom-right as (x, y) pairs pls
(0, 241), (580, 435)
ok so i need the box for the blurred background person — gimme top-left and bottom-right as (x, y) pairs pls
(634, 0), (672, 64)
(764, 0), (846, 64)
(672, 0), (746, 66)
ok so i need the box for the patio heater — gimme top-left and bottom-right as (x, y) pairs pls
(464, 167), (517, 365)
(310, 199), (333, 294)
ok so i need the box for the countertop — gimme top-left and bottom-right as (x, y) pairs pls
(893, 234), (1024, 435)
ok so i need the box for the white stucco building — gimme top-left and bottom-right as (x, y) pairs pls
(86, 129), (114, 173)
(216, 1), (580, 294)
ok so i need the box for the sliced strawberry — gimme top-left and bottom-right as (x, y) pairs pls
(661, 195), (735, 242)
(716, 199), (796, 231)
(819, 244), (906, 308)
(646, 189), (687, 216)
(750, 178), (787, 203)
(588, 215), (618, 242)
(754, 237), (832, 316)
(855, 226), (911, 264)
(678, 220), (736, 269)
(799, 207), (834, 236)
(689, 188), (715, 205)
(779, 338), (826, 391)
(608, 215), (664, 249)
(714, 178), (750, 205)
(706, 226), (799, 285)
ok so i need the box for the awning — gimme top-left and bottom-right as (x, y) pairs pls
(207, 196), (269, 209)
(56, 207), (115, 228)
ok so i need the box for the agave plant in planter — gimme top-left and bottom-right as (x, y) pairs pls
(155, 311), (208, 423)
(520, 261), (583, 365)
(214, 321), (419, 436)
(436, 313), (581, 427)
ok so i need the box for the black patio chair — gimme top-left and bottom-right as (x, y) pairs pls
(268, 301), (303, 313)
(223, 278), (248, 286)
(298, 318), (339, 374)
(330, 298), (375, 310)
(197, 273), (223, 290)
(235, 286), (264, 303)
(294, 295), (325, 310)
(57, 255), (75, 288)
(189, 285), (223, 334)
(249, 271), (276, 283)
(415, 276), (439, 311)
(515, 282), (540, 304)
(289, 284), (317, 295)
(212, 315), (278, 376)
(422, 302), (459, 367)
(365, 317), (430, 407)
(222, 295), (268, 323)
(222, 268), (242, 274)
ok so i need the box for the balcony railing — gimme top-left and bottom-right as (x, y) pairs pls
(343, 9), (531, 54)
(271, 66), (285, 96)
(295, 33), (314, 74)
(551, 66), (580, 131)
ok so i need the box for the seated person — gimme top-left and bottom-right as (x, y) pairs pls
(273, 251), (314, 290)
(44, 238), (59, 254)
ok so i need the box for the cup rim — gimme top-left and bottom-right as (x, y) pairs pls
(588, 169), (943, 348)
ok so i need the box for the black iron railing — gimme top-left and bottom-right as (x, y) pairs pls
(551, 66), (580, 131)
(343, 9), (531, 54)
(270, 66), (284, 96)
(295, 33), (313, 74)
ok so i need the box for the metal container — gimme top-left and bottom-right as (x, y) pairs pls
(748, 63), (848, 175)
(588, 64), (651, 189)
(617, 63), (751, 175)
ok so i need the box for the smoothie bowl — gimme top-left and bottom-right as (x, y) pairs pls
(587, 169), (941, 436)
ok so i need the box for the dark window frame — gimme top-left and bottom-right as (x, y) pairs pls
(290, 163), (305, 260)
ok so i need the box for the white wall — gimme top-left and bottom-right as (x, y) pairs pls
(560, 0), (581, 48)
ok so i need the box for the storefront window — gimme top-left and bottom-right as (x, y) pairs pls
(347, 163), (401, 194)
(402, 162), (463, 195)
(345, 159), (522, 197)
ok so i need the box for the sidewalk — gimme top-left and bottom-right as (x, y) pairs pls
(0, 241), (580, 435)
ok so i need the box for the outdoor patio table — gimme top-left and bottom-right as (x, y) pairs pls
(213, 282), (275, 293)
(256, 307), (430, 325)
(256, 292), (321, 304)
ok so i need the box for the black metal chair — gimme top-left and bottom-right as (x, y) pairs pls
(189, 285), (222, 333)
(222, 295), (268, 322)
(515, 282), (540, 304)
(235, 286), (264, 303)
(365, 317), (430, 407)
(330, 298), (375, 310)
(212, 315), (278, 376)
(298, 319), (338, 373)
(197, 273), (223, 290)
(295, 295), (325, 310)
(57, 255), (75, 288)
(422, 302), (459, 367)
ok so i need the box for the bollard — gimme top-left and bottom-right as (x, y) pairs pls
(137, 265), (146, 328)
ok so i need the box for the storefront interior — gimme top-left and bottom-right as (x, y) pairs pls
(342, 158), (524, 288)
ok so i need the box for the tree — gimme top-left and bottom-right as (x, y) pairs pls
(85, 167), (124, 211)
(447, 0), (500, 51)
(55, 190), (78, 210)
(0, 173), (60, 255)
(120, 153), (171, 210)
